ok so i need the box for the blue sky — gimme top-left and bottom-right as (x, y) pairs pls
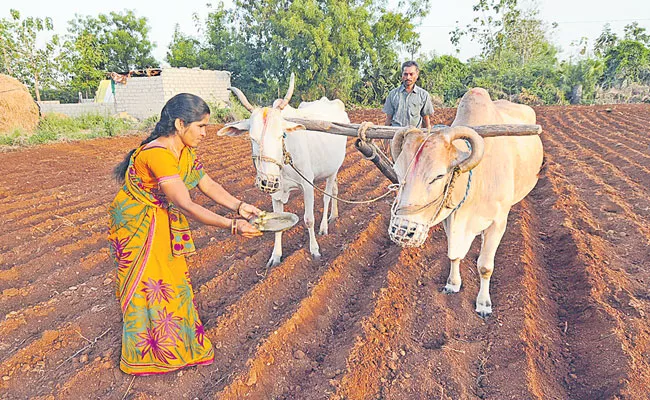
(4, 0), (650, 64)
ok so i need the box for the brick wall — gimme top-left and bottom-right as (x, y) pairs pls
(161, 68), (231, 104)
(38, 68), (231, 121)
(114, 75), (165, 120)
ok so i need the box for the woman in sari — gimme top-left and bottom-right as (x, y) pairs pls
(108, 93), (262, 375)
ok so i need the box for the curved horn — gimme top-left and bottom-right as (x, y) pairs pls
(276, 72), (295, 110)
(447, 126), (485, 172)
(228, 86), (255, 112)
(391, 127), (419, 162)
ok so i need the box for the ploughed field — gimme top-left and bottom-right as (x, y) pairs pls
(0, 104), (649, 399)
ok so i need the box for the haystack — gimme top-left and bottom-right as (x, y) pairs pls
(0, 74), (39, 134)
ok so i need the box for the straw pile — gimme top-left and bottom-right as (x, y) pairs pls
(0, 74), (39, 134)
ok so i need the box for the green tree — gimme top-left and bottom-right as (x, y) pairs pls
(594, 24), (618, 58)
(602, 40), (650, 87)
(418, 54), (469, 105)
(59, 30), (108, 100)
(0, 9), (62, 101)
(623, 22), (650, 45)
(176, 0), (429, 104)
(451, 0), (562, 103)
(67, 10), (158, 73)
(166, 24), (202, 68)
(560, 58), (604, 103)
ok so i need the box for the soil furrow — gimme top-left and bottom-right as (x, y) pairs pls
(217, 213), (393, 398)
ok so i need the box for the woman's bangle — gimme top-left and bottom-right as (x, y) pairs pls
(230, 218), (237, 235)
(236, 200), (245, 215)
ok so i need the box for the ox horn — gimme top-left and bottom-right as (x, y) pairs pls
(447, 126), (485, 172)
(228, 86), (255, 112)
(276, 72), (295, 110)
(391, 127), (421, 162)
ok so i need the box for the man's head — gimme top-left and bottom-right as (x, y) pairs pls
(401, 61), (420, 88)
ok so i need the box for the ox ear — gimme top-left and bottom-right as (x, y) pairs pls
(282, 120), (305, 133)
(217, 120), (250, 137)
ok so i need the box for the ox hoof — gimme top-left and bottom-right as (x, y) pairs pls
(475, 303), (492, 318)
(442, 283), (461, 294)
(267, 256), (281, 268)
(318, 227), (328, 235)
(311, 251), (321, 261)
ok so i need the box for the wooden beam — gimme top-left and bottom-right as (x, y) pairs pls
(283, 118), (542, 139)
(354, 139), (398, 184)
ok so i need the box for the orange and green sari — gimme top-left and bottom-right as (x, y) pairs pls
(108, 144), (214, 375)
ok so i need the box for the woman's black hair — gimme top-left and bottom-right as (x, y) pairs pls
(113, 93), (210, 183)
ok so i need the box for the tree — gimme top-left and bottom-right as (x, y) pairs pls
(0, 9), (62, 102)
(59, 30), (107, 100)
(418, 54), (469, 105)
(560, 58), (604, 103)
(450, 0), (562, 103)
(602, 40), (650, 87)
(166, 24), (203, 68)
(594, 24), (618, 58)
(176, 0), (430, 104)
(623, 22), (650, 45)
(67, 10), (158, 73)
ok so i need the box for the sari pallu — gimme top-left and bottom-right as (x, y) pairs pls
(108, 145), (213, 375)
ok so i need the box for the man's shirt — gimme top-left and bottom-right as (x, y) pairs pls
(382, 84), (434, 128)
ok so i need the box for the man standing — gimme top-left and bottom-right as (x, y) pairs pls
(383, 61), (434, 130)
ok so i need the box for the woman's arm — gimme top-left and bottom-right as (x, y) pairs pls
(197, 174), (262, 219)
(197, 174), (241, 212)
(159, 179), (261, 237)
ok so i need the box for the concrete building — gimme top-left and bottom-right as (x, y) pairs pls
(38, 67), (231, 120)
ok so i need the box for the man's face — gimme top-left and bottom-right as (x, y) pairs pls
(401, 66), (419, 87)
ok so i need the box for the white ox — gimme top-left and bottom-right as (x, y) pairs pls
(217, 75), (348, 267)
(388, 88), (543, 317)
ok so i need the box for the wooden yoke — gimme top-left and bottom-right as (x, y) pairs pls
(284, 118), (542, 139)
(212, 118), (542, 184)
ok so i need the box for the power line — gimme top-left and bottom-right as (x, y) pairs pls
(419, 18), (650, 28)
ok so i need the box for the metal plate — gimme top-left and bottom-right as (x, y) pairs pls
(249, 212), (299, 232)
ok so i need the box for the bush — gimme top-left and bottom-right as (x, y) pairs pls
(0, 113), (137, 147)
(207, 95), (251, 124)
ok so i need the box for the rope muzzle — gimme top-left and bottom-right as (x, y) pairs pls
(388, 138), (474, 248)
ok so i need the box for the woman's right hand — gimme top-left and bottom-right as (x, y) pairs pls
(235, 219), (262, 238)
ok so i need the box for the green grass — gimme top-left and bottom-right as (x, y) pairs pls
(207, 95), (251, 124)
(0, 113), (139, 148)
(0, 96), (252, 149)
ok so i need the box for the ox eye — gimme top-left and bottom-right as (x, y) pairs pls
(428, 174), (445, 184)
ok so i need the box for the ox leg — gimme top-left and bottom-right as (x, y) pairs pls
(319, 175), (336, 235)
(329, 177), (339, 222)
(443, 258), (462, 294)
(302, 183), (321, 259)
(442, 218), (462, 293)
(267, 198), (285, 268)
(475, 216), (508, 318)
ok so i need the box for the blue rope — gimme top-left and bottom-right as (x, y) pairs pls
(451, 139), (473, 212)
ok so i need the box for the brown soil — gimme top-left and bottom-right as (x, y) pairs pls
(0, 74), (39, 134)
(1, 104), (649, 399)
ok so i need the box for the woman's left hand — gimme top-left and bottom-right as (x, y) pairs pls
(238, 202), (262, 219)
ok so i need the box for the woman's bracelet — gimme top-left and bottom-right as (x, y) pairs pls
(230, 218), (237, 235)
(236, 200), (245, 215)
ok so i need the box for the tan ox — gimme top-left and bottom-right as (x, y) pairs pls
(388, 88), (543, 317)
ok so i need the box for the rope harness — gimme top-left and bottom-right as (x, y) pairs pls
(249, 122), (399, 204)
(248, 121), (472, 213)
(388, 133), (473, 247)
